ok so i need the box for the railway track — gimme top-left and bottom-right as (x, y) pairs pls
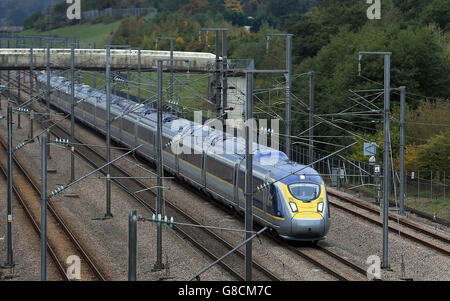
(4, 72), (374, 281)
(44, 112), (280, 281)
(155, 170), (371, 281)
(4, 75), (280, 281)
(327, 189), (450, 257)
(279, 241), (369, 281)
(0, 136), (106, 281)
(8, 71), (435, 281)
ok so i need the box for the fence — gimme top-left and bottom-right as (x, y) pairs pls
(280, 142), (449, 221)
(405, 170), (448, 201)
(81, 7), (157, 20)
(0, 26), (23, 38)
(0, 36), (80, 49)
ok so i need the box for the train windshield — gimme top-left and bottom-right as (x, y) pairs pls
(288, 183), (321, 202)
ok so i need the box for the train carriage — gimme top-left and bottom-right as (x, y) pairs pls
(38, 74), (331, 241)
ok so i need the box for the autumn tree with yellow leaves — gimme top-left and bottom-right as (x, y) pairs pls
(224, 0), (243, 13)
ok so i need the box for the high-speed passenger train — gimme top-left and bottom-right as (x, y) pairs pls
(37, 74), (331, 241)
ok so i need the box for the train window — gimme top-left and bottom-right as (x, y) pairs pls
(207, 157), (233, 184)
(237, 171), (265, 211)
(267, 185), (277, 216)
(97, 107), (106, 121)
(252, 178), (264, 210)
(123, 118), (135, 134)
(83, 102), (93, 112)
(222, 163), (233, 184)
(163, 116), (178, 123)
(162, 137), (173, 155)
(182, 153), (202, 168)
(288, 183), (321, 202)
(239, 171), (245, 191)
(138, 126), (152, 143)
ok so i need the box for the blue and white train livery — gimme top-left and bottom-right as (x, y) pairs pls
(37, 74), (331, 241)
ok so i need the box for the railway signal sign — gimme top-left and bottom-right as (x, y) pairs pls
(374, 165), (381, 174)
(364, 142), (377, 156)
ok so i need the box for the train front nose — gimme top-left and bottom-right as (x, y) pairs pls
(290, 215), (326, 240)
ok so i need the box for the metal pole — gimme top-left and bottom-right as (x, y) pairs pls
(222, 30), (228, 121)
(382, 53), (391, 269)
(105, 46), (113, 219)
(188, 227), (267, 281)
(29, 46), (33, 104)
(170, 39), (174, 105)
(93, 43), (97, 89)
(215, 30), (221, 118)
(175, 73), (179, 116)
(7, 40), (10, 99)
(245, 71), (254, 281)
(70, 44), (75, 182)
(41, 135), (47, 280)
(154, 60), (165, 271)
(76, 43), (80, 84)
(444, 171), (446, 200)
(149, 71), (152, 110)
(285, 35), (292, 159)
(418, 170), (420, 199)
(127, 70), (130, 102)
(17, 71), (21, 129)
(309, 71), (314, 165)
(156, 37), (175, 106)
(431, 171), (433, 200)
(5, 106), (14, 267)
(46, 42), (51, 159)
(399, 86), (406, 215)
(30, 110), (34, 141)
(0, 64), (2, 111)
(128, 210), (137, 281)
(138, 48), (141, 102)
(207, 71), (211, 119)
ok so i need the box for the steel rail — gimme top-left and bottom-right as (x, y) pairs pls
(47, 120), (279, 281)
(21, 90), (280, 281)
(327, 189), (450, 245)
(0, 157), (69, 280)
(6, 71), (373, 281)
(7, 73), (355, 281)
(0, 129), (107, 281)
(328, 194), (450, 257)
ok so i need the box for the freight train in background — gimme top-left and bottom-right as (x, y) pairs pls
(37, 74), (331, 242)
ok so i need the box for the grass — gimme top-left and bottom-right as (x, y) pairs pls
(405, 198), (450, 221)
(20, 20), (122, 48)
(74, 70), (213, 120)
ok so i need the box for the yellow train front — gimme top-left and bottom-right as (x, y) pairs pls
(268, 163), (331, 242)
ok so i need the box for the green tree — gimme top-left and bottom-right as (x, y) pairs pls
(416, 130), (450, 171)
(287, 0), (366, 61)
(421, 0), (450, 30)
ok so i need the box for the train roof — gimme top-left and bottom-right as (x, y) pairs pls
(40, 73), (323, 185)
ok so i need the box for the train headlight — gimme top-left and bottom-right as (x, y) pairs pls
(289, 202), (298, 213)
(317, 202), (324, 213)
